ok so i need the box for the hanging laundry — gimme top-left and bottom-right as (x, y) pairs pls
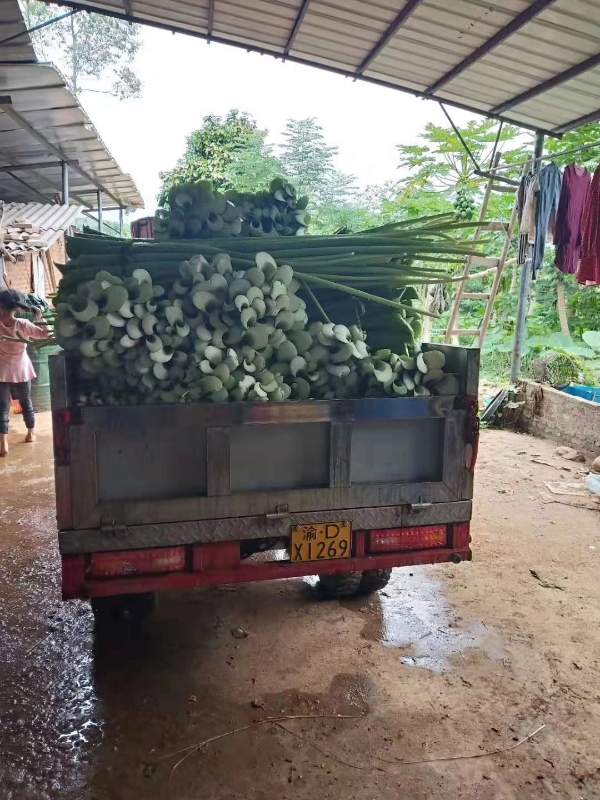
(579, 164), (600, 286)
(532, 163), (562, 277)
(516, 170), (534, 265)
(554, 164), (591, 275)
(520, 173), (539, 248)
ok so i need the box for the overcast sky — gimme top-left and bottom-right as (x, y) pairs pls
(77, 25), (477, 218)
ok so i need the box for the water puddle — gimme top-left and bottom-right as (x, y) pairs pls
(374, 566), (500, 672)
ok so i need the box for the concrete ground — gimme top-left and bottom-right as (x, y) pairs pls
(1, 412), (599, 800)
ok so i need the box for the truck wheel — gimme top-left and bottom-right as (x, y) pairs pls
(357, 569), (392, 596)
(91, 593), (156, 629)
(317, 572), (363, 599)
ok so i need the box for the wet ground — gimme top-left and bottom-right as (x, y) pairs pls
(1, 414), (600, 799)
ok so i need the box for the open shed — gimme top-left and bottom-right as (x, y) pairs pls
(0, 0), (143, 225)
(0, 201), (82, 299)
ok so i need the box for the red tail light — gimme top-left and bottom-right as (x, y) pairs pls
(368, 525), (447, 553)
(88, 547), (186, 578)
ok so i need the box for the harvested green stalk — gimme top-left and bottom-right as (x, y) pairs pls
(54, 251), (457, 407)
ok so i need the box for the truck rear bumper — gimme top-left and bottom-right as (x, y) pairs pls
(61, 523), (471, 599)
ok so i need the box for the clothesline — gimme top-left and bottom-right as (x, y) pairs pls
(488, 140), (600, 175)
(517, 158), (600, 286)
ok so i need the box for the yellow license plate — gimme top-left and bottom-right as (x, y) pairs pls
(290, 522), (352, 563)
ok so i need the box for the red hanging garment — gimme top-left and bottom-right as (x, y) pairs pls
(554, 164), (590, 275)
(579, 164), (600, 285)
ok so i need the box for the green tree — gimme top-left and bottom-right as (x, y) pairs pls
(279, 118), (360, 233)
(546, 122), (600, 167)
(158, 110), (280, 201)
(21, 2), (141, 98)
(279, 118), (340, 198)
(393, 118), (527, 221)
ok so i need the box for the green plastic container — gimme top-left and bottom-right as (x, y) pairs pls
(28, 345), (60, 413)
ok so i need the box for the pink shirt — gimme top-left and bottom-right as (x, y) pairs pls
(0, 318), (51, 383)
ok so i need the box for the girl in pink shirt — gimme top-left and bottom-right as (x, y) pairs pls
(0, 290), (51, 457)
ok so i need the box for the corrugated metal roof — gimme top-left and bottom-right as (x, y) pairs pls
(0, 201), (83, 252)
(0, 61), (144, 208)
(46, 0), (600, 135)
(0, 0), (38, 63)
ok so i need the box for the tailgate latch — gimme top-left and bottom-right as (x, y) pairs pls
(265, 503), (290, 523)
(409, 502), (433, 512)
(100, 520), (128, 537)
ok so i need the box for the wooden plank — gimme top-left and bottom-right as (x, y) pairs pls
(329, 421), (352, 488)
(441, 329), (480, 337)
(478, 183), (521, 348)
(469, 256), (500, 268)
(480, 222), (507, 231)
(462, 292), (491, 300)
(467, 267), (498, 280)
(206, 427), (231, 497)
(444, 161), (498, 344)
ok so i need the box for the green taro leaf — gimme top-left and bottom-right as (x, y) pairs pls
(582, 331), (600, 351)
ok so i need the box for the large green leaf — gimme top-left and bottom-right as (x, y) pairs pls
(567, 344), (596, 358)
(547, 332), (573, 350)
(582, 331), (600, 351)
(497, 340), (515, 353)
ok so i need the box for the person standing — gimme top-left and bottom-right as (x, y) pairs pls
(0, 290), (51, 457)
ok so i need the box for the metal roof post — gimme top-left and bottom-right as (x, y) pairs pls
(97, 190), (103, 232)
(61, 161), (69, 205)
(119, 207), (124, 236)
(510, 132), (545, 382)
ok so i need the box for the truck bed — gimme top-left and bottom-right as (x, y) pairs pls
(51, 344), (479, 599)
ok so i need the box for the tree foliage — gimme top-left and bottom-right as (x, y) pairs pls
(158, 110), (277, 201)
(158, 112), (362, 233)
(21, 2), (142, 98)
(278, 118), (360, 233)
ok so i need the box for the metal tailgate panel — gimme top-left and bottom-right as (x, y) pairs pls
(51, 347), (479, 533)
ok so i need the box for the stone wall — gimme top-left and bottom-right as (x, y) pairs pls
(519, 380), (600, 456)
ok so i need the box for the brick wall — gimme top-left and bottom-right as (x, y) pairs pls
(519, 380), (600, 456)
(3, 235), (66, 299)
(5, 255), (32, 294)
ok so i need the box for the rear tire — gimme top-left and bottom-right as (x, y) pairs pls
(357, 569), (392, 596)
(91, 592), (156, 630)
(317, 572), (363, 599)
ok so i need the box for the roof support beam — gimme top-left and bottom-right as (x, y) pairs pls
(207, 0), (214, 38)
(0, 160), (77, 173)
(552, 109), (600, 136)
(284, 0), (311, 55)
(493, 51), (600, 115)
(0, 9), (78, 48)
(0, 144), (91, 207)
(62, 161), (69, 204)
(425, 0), (558, 95)
(356, 0), (423, 75)
(0, 101), (124, 207)
(121, 0), (133, 16)
(6, 171), (53, 203)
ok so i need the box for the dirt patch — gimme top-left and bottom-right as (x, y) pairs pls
(0, 417), (599, 799)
